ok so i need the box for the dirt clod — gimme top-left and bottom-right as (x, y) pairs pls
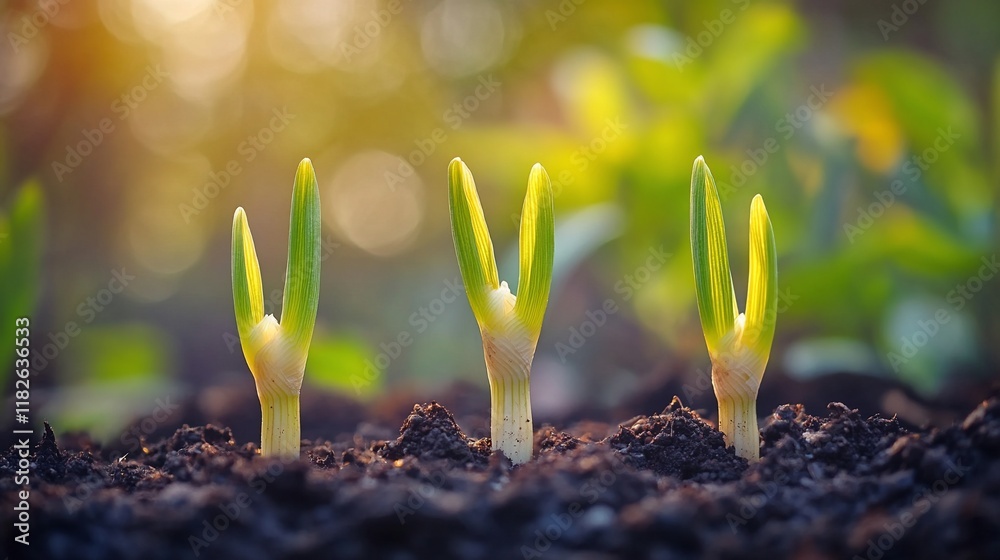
(381, 401), (489, 467)
(609, 396), (747, 481)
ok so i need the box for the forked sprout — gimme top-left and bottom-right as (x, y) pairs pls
(448, 157), (554, 464)
(690, 155), (777, 462)
(232, 158), (321, 458)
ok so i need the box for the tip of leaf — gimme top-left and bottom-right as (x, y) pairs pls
(527, 163), (550, 187)
(449, 158), (476, 195)
(750, 195), (771, 226)
(449, 157), (470, 177)
(692, 155), (710, 178)
(691, 155), (720, 201)
(295, 158), (316, 184)
(449, 158), (469, 181)
(234, 206), (247, 220)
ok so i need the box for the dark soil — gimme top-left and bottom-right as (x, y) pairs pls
(2, 396), (999, 560)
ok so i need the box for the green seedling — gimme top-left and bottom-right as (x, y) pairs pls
(449, 157), (554, 464)
(232, 159), (321, 458)
(690, 155), (777, 462)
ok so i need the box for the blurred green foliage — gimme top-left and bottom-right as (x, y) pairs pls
(0, 182), (44, 387)
(306, 332), (381, 398)
(42, 324), (174, 440)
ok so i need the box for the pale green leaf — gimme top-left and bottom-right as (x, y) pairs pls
(743, 194), (778, 358)
(448, 157), (499, 324)
(232, 207), (264, 342)
(690, 156), (738, 352)
(514, 163), (554, 334)
(280, 158), (322, 351)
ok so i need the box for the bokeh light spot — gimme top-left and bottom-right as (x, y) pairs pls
(326, 151), (425, 257)
(421, 0), (505, 77)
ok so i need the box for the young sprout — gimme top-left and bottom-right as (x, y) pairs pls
(448, 157), (554, 465)
(232, 158), (321, 458)
(690, 155), (777, 462)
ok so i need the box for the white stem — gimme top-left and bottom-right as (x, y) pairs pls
(257, 385), (300, 458)
(482, 328), (534, 464)
(711, 350), (762, 462)
(715, 391), (758, 462)
(246, 315), (306, 458)
(709, 315), (765, 461)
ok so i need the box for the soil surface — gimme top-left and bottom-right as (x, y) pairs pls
(2, 396), (999, 560)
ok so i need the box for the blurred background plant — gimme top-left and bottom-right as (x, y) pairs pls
(1, 0), (997, 441)
(1, 181), (44, 386)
